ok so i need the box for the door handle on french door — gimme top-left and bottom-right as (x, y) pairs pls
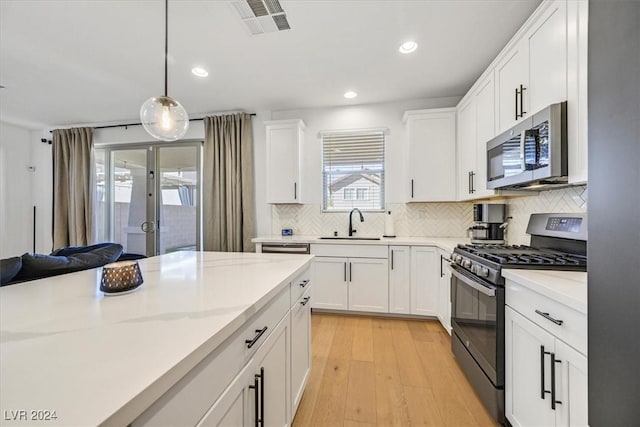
(141, 221), (155, 232)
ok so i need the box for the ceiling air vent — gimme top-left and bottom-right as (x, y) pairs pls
(231, 0), (291, 35)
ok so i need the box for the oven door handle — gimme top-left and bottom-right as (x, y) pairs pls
(450, 267), (496, 297)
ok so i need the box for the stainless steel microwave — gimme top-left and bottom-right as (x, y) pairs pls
(487, 102), (567, 190)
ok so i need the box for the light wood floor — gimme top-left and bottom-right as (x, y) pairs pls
(292, 313), (500, 427)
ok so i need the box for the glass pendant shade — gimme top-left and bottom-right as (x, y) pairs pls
(140, 95), (189, 141)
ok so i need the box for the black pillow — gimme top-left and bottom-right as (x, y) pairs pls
(0, 257), (22, 286)
(15, 243), (124, 282)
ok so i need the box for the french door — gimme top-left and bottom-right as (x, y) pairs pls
(95, 142), (202, 257)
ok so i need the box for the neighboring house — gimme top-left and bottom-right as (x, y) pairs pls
(326, 173), (381, 210)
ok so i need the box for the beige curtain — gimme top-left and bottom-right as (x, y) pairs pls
(203, 113), (255, 252)
(52, 127), (94, 249)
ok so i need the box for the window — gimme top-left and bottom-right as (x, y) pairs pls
(322, 130), (385, 211)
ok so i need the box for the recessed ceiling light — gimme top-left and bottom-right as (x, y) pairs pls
(344, 91), (357, 99)
(399, 41), (418, 54)
(191, 67), (209, 77)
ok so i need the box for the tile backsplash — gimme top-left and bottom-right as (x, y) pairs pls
(271, 186), (587, 245)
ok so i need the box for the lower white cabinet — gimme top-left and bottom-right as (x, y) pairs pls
(410, 246), (439, 317)
(389, 246), (411, 314)
(506, 304), (587, 427)
(290, 285), (312, 418)
(312, 256), (388, 313)
(437, 249), (452, 333)
(198, 313), (290, 427)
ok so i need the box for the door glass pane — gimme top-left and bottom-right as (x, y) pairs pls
(94, 149), (108, 243)
(157, 146), (198, 254)
(111, 149), (148, 255)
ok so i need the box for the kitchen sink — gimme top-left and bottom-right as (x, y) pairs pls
(319, 236), (381, 241)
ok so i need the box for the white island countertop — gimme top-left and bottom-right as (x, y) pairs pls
(252, 235), (467, 254)
(0, 251), (313, 426)
(502, 268), (588, 314)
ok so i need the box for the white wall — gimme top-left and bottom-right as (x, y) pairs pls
(0, 122), (34, 257)
(31, 129), (54, 253)
(269, 96), (461, 206)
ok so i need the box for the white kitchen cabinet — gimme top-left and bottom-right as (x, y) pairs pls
(311, 244), (389, 314)
(495, 38), (529, 132)
(473, 74), (497, 198)
(389, 246), (411, 314)
(290, 285), (312, 418)
(496, 0), (568, 133)
(437, 249), (452, 334)
(566, 0), (589, 185)
(348, 257), (389, 313)
(410, 246), (439, 317)
(506, 277), (588, 427)
(312, 256), (389, 313)
(456, 73), (497, 201)
(198, 313), (290, 427)
(265, 119), (305, 204)
(403, 108), (457, 202)
(456, 96), (477, 201)
(312, 257), (348, 310)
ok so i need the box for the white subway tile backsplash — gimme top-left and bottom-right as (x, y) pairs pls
(270, 186), (587, 245)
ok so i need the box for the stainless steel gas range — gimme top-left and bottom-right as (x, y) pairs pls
(449, 213), (587, 424)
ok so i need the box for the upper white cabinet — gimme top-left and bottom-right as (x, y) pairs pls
(496, 0), (568, 133)
(456, 73), (497, 200)
(403, 108), (457, 202)
(265, 119), (305, 204)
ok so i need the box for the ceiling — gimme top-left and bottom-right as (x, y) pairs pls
(0, 0), (541, 130)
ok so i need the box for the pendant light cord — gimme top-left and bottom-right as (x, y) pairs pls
(164, 0), (168, 97)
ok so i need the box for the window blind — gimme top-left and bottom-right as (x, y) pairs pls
(322, 130), (385, 211)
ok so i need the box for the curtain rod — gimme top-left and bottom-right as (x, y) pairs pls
(48, 113), (257, 133)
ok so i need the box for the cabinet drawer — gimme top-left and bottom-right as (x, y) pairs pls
(290, 266), (311, 306)
(311, 244), (388, 258)
(506, 280), (587, 354)
(133, 286), (290, 427)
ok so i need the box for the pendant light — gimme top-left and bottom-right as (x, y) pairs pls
(140, 0), (189, 141)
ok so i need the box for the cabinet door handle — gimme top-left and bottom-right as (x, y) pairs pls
(249, 374), (259, 427)
(540, 345), (548, 399)
(245, 326), (268, 348)
(294, 182), (297, 200)
(349, 262), (352, 282)
(344, 262), (347, 282)
(300, 296), (311, 306)
(411, 179), (414, 198)
(515, 87), (519, 120)
(299, 279), (310, 288)
(259, 367), (265, 425)
(535, 310), (564, 326)
(470, 171), (476, 194)
(391, 250), (394, 270)
(519, 84), (527, 117)
(550, 353), (562, 410)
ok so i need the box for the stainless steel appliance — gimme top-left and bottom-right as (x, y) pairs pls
(450, 213), (587, 424)
(487, 102), (567, 190)
(468, 203), (507, 244)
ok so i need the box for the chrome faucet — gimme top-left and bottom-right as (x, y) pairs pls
(348, 208), (364, 236)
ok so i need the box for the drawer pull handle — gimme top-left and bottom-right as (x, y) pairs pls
(535, 310), (564, 326)
(300, 296), (311, 306)
(299, 279), (310, 288)
(245, 326), (268, 348)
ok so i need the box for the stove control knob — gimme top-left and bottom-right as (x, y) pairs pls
(479, 267), (490, 278)
(462, 260), (472, 269)
(454, 255), (462, 264)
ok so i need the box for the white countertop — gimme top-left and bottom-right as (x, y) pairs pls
(502, 268), (588, 314)
(0, 251), (313, 426)
(252, 235), (467, 254)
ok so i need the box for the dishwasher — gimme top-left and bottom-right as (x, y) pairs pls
(260, 242), (310, 254)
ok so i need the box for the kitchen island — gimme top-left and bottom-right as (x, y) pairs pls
(0, 251), (313, 426)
